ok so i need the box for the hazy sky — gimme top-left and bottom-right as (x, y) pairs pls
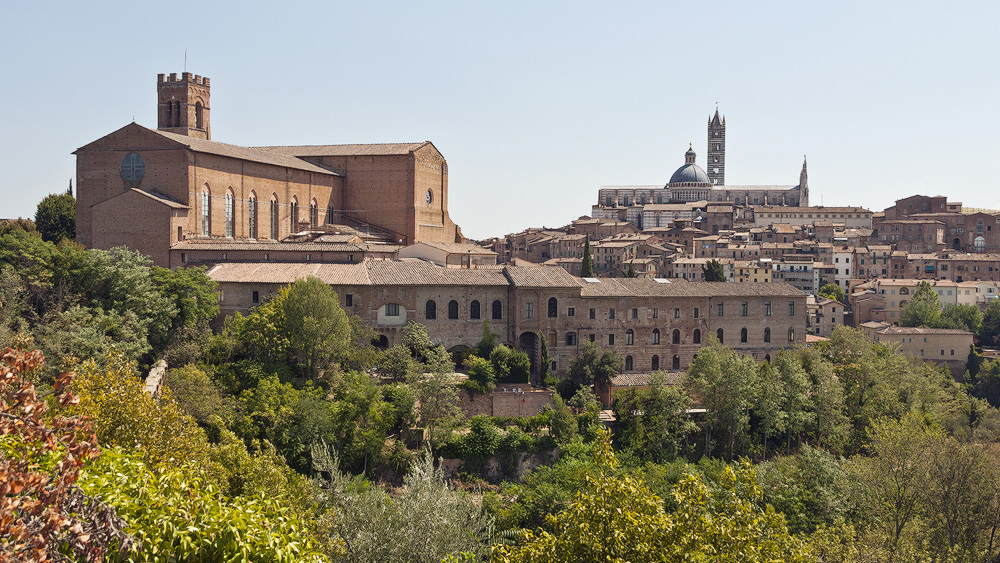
(1, 1), (997, 240)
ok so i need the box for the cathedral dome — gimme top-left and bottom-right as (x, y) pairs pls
(669, 163), (711, 185)
(667, 145), (712, 187)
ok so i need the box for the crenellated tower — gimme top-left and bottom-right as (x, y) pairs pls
(157, 72), (211, 140)
(707, 108), (725, 186)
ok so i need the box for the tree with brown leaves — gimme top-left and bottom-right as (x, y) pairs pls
(0, 348), (133, 562)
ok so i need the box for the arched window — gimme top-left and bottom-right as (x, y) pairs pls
(225, 191), (234, 238)
(195, 101), (204, 130)
(470, 300), (481, 320)
(425, 300), (436, 320)
(672, 329), (681, 344)
(625, 355), (633, 371)
(492, 300), (503, 320)
(290, 198), (299, 230)
(672, 355), (681, 370)
(788, 328), (795, 342)
(693, 329), (701, 344)
(651, 355), (659, 371)
(741, 327), (748, 343)
(625, 329), (634, 345)
(269, 197), (278, 240)
(548, 297), (558, 318)
(717, 328), (724, 343)
(448, 300), (459, 320)
(173, 101), (181, 127)
(652, 329), (660, 345)
(310, 199), (318, 228)
(201, 190), (210, 236)
(764, 327), (771, 343)
(899, 287), (909, 295)
(248, 193), (257, 239)
(764, 354), (771, 363)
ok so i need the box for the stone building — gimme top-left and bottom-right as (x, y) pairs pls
(860, 321), (973, 377)
(75, 72), (462, 268)
(208, 260), (808, 381)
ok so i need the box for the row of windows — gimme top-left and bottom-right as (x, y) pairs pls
(552, 326), (794, 348)
(533, 298), (796, 320)
(425, 299), (503, 320)
(200, 189), (334, 239)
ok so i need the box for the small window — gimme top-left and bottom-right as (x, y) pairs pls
(694, 307), (699, 319)
(567, 307), (575, 317)
(345, 294), (353, 307)
(608, 334), (616, 345)
(652, 329), (660, 345)
(386, 303), (400, 316)
(788, 327), (795, 342)
(652, 355), (659, 371)
(672, 329), (680, 344)
(525, 302), (534, 319)
(674, 308), (680, 319)
(693, 329), (701, 344)
(672, 355), (680, 370)
(717, 302), (724, 317)
(788, 301), (796, 316)
(741, 302), (749, 316)
(625, 355), (633, 371)
(470, 300), (481, 320)
(590, 308), (596, 320)
(548, 297), (559, 318)
(717, 328), (724, 343)
(652, 308), (658, 319)
(252, 291), (260, 304)
(764, 301), (771, 316)
(492, 300), (503, 320)
(609, 308), (616, 320)
(589, 334), (596, 342)
(626, 330), (634, 345)
(566, 332), (577, 346)
(426, 300), (437, 319)
(764, 327), (770, 343)
(448, 300), (459, 319)
(631, 308), (639, 319)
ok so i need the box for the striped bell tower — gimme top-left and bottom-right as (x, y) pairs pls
(707, 108), (725, 186)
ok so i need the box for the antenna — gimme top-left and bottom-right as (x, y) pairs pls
(184, 49), (187, 72)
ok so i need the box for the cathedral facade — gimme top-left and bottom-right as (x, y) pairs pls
(593, 110), (809, 229)
(75, 72), (462, 268)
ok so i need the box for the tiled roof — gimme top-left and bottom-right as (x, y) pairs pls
(208, 259), (509, 287)
(611, 372), (682, 387)
(754, 205), (872, 213)
(131, 188), (189, 209)
(173, 240), (399, 253)
(256, 142), (432, 157)
(365, 260), (508, 286)
(504, 266), (581, 288)
(152, 129), (338, 176)
(413, 241), (497, 255)
(578, 278), (803, 298)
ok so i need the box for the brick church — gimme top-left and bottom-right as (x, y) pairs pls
(75, 72), (463, 267)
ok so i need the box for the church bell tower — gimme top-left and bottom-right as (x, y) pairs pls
(707, 108), (725, 186)
(157, 72), (211, 140)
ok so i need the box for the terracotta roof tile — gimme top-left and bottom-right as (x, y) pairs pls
(256, 142), (431, 157)
(152, 129), (338, 175)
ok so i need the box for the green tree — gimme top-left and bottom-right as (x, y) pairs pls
(476, 319), (499, 358)
(281, 277), (351, 378)
(538, 333), (551, 382)
(685, 338), (760, 459)
(818, 283), (845, 303)
(625, 261), (638, 278)
(164, 364), (232, 425)
(492, 429), (810, 563)
(702, 258), (727, 282)
(900, 280), (941, 328)
(490, 344), (530, 384)
(314, 445), (490, 563)
(980, 298), (1000, 346)
(402, 320), (434, 358)
(547, 393), (577, 443)
(939, 303), (983, 333)
(612, 372), (696, 463)
(581, 236), (594, 278)
(415, 354), (463, 450)
(563, 340), (622, 397)
(463, 354), (496, 395)
(379, 344), (419, 381)
(33, 192), (76, 243)
(80, 448), (325, 563)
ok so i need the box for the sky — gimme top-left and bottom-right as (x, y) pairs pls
(1, 0), (998, 240)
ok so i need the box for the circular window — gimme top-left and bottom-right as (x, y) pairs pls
(425, 190), (433, 206)
(120, 152), (145, 185)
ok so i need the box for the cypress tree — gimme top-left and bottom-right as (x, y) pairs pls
(581, 236), (594, 277)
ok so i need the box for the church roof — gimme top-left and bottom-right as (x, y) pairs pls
(150, 128), (340, 176)
(256, 142), (435, 157)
